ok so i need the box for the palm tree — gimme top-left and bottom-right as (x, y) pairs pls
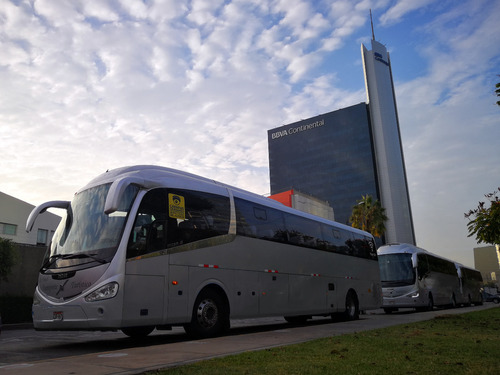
(349, 195), (388, 238)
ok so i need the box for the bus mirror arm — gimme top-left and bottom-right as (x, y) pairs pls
(26, 200), (70, 232)
(411, 253), (418, 268)
(104, 176), (159, 215)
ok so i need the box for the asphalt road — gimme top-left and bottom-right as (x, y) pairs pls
(0, 304), (497, 375)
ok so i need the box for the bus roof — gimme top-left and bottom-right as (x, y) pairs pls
(79, 165), (372, 238)
(377, 243), (456, 264)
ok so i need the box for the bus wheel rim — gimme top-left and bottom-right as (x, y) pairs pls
(196, 299), (218, 328)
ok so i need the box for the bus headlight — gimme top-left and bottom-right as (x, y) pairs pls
(85, 282), (119, 302)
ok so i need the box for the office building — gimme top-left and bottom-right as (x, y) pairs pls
(268, 38), (415, 245)
(474, 245), (500, 287)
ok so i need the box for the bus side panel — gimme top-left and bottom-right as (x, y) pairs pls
(259, 272), (289, 316)
(425, 272), (458, 306)
(122, 274), (164, 326)
(229, 270), (259, 319)
(353, 260), (383, 311)
(123, 256), (168, 326)
(288, 274), (328, 315)
(166, 265), (190, 324)
(332, 258), (382, 312)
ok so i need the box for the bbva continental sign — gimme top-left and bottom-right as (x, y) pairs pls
(270, 119), (325, 140)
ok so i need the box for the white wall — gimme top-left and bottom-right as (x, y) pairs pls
(0, 191), (61, 245)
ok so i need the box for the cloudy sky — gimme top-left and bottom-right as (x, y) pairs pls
(1, 0), (499, 267)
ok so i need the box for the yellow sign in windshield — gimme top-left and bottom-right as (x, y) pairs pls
(168, 193), (185, 219)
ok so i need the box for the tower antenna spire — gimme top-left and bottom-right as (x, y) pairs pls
(370, 9), (375, 40)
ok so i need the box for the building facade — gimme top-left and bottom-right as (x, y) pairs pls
(268, 39), (415, 245)
(361, 39), (415, 244)
(474, 245), (500, 288)
(269, 103), (377, 227)
(0, 191), (60, 246)
(1, 191), (61, 297)
(269, 189), (335, 221)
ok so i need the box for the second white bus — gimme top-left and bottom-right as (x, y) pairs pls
(455, 263), (483, 306)
(378, 243), (466, 313)
(27, 165), (382, 337)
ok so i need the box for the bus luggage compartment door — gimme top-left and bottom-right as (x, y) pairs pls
(259, 272), (288, 315)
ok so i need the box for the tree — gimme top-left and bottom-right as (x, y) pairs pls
(0, 237), (18, 283)
(496, 83), (500, 106)
(465, 188), (500, 246)
(349, 195), (388, 238)
(496, 78), (500, 106)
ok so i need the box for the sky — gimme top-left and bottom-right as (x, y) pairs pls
(1, 0), (499, 268)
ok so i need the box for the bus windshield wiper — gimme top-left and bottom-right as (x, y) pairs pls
(61, 253), (108, 264)
(41, 254), (64, 271)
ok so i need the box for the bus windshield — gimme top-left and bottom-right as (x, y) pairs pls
(44, 183), (138, 270)
(378, 253), (415, 287)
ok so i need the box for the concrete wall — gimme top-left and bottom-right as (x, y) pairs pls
(291, 191), (335, 221)
(0, 244), (46, 297)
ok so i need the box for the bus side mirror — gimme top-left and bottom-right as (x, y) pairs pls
(26, 201), (70, 232)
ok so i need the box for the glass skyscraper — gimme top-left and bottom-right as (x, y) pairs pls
(268, 39), (416, 245)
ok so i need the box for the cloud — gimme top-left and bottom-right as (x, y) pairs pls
(379, 0), (436, 26)
(392, 0), (500, 264)
(1, 0), (499, 269)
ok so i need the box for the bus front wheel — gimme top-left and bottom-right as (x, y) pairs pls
(184, 289), (229, 338)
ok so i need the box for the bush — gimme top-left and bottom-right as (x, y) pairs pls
(0, 237), (19, 282)
(0, 295), (33, 324)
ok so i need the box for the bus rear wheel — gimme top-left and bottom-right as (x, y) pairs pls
(343, 291), (359, 321)
(184, 289), (229, 338)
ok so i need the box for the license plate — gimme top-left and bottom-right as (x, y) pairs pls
(53, 311), (63, 321)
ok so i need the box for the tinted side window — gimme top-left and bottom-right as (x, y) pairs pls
(417, 254), (429, 277)
(427, 255), (456, 276)
(127, 189), (230, 258)
(128, 189), (168, 258)
(321, 225), (344, 252)
(235, 198), (286, 242)
(172, 189), (230, 245)
(283, 214), (323, 249)
(350, 234), (377, 260)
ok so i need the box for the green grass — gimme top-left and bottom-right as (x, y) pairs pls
(149, 307), (500, 375)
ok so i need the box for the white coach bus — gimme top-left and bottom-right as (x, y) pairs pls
(27, 165), (381, 338)
(378, 243), (462, 313)
(455, 263), (483, 306)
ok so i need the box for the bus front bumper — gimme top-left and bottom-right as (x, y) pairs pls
(382, 291), (427, 309)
